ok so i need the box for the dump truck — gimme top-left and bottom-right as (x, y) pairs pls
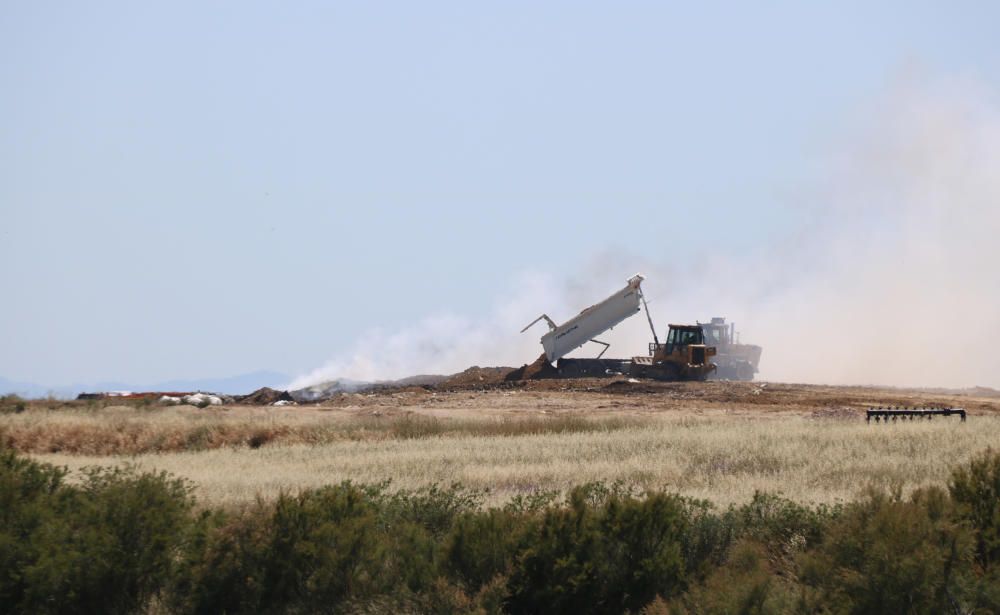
(699, 317), (762, 381)
(521, 274), (716, 381)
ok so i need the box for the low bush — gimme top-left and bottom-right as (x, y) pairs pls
(373, 482), (485, 537)
(0, 394), (26, 414)
(949, 448), (1000, 609)
(798, 486), (976, 614)
(169, 484), (388, 613)
(444, 509), (532, 591)
(675, 540), (797, 615)
(506, 486), (689, 613)
(2, 446), (1000, 614)
(0, 449), (67, 610)
(950, 447), (1000, 570)
(0, 449), (191, 615)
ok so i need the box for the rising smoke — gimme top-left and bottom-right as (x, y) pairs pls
(291, 76), (1000, 390)
(745, 75), (1000, 388)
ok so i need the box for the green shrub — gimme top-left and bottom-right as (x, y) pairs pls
(675, 540), (796, 615)
(5, 445), (1000, 614)
(0, 394), (26, 414)
(167, 507), (272, 614)
(0, 449), (67, 611)
(0, 446), (65, 505)
(949, 448), (1000, 571)
(0, 452), (192, 615)
(948, 448), (1000, 610)
(679, 499), (739, 580)
(799, 486), (975, 614)
(506, 486), (688, 614)
(503, 489), (559, 514)
(737, 491), (835, 578)
(170, 483), (399, 613)
(375, 482), (485, 538)
(445, 509), (530, 591)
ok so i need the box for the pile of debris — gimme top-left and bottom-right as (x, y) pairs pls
(78, 391), (234, 405)
(289, 379), (374, 402)
(504, 354), (559, 381)
(78, 391), (193, 401)
(439, 366), (516, 388)
(238, 387), (295, 405)
(159, 393), (225, 406)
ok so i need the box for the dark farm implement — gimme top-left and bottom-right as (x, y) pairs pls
(866, 407), (966, 423)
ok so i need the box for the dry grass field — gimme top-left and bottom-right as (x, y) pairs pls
(6, 380), (1000, 508)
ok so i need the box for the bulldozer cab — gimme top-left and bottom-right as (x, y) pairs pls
(665, 325), (704, 348)
(635, 324), (716, 381)
(656, 325), (712, 363)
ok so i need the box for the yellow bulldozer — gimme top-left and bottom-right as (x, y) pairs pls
(630, 324), (717, 381)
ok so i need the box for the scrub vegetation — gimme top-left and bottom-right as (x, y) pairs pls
(3, 445), (999, 614)
(5, 384), (999, 612)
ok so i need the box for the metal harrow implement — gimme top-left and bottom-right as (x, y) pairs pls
(866, 406), (966, 423)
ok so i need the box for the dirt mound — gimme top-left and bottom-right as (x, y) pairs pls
(239, 387), (294, 405)
(504, 354), (559, 381)
(440, 366), (516, 388)
(968, 386), (1000, 398)
(392, 374), (449, 387)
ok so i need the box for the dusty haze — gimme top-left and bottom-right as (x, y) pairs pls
(292, 76), (1000, 390)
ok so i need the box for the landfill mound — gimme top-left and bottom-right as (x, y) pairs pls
(968, 386), (1000, 398)
(439, 366), (516, 388)
(392, 374), (450, 387)
(239, 387), (295, 405)
(504, 354), (559, 381)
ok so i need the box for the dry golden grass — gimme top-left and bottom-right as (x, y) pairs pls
(5, 382), (998, 457)
(13, 384), (999, 508)
(33, 414), (1000, 509)
(0, 403), (646, 455)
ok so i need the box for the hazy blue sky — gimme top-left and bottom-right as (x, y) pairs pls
(2, 2), (998, 387)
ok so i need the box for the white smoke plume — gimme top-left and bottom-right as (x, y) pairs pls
(292, 75), (1000, 390)
(288, 272), (562, 388)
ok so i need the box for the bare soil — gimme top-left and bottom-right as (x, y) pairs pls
(304, 378), (1000, 420)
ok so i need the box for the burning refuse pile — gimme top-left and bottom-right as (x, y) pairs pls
(435, 366), (515, 388)
(237, 387), (295, 405)
(288, 379), (383, 402)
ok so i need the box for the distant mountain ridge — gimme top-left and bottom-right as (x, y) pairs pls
(0, 370), (290, 399)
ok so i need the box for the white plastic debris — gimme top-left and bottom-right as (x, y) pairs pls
(182, 393), (223, 406)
